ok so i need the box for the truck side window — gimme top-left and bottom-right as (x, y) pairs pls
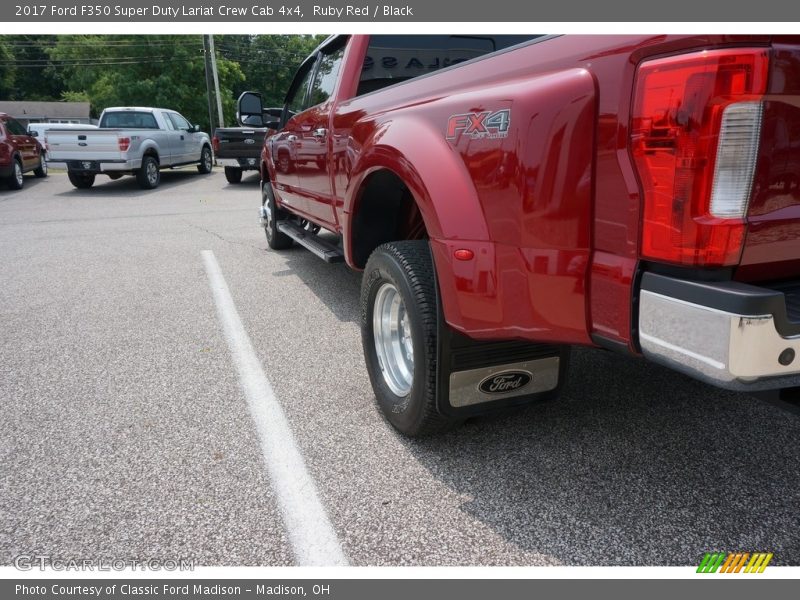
(163, 114), (176, 131)
(308, 45), (346, 107)
(169, 112), (191, 131)
(6, 118), (28, 136)
(286, 62), (316, 116)
(357, 35), (540, 96)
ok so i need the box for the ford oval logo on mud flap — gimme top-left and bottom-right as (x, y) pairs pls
(478, 371), (532, 395)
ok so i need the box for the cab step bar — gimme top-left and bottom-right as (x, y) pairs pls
(276, 221), (344, 263)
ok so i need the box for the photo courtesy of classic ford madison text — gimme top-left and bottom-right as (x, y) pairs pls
(1, 33), (799, 568)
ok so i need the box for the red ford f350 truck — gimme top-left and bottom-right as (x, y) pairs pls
(240, 34), (800, 436)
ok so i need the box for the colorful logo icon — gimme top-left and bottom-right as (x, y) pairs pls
(697, 552), (773, 573)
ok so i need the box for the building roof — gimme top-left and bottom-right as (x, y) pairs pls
(0, 101), (91, 119)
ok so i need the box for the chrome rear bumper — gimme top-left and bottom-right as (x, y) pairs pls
(638, 273), (800, 391)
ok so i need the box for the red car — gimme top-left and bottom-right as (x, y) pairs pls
(0, 112), (47, 189)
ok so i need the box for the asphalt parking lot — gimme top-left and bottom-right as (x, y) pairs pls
(1, 168), (799, 567)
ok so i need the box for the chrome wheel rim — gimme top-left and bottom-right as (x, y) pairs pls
(146, 161), (158, 185)
(203, 149), (212, 171)
(14, 162), (22, 186)
(373, 282), (414, 396)
(40, 159), (47, 175)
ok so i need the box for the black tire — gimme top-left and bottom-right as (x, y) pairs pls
(197, 145), (213, 174)
(68, 172), (95, 189)
(6, 158), (24, 190)
(225, 166), (243, 184)
(361, 241), (450, 437)
(136, 155), (160, 189)
(34, 156), (47, 178)
(262, 181), (293, 250)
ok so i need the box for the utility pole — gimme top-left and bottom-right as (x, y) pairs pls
(208, 35), (225, 129)
(202, 35), (215, 134)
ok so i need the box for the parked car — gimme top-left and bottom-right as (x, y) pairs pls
(28, 123), (99, 169)
(28, 122), (98, 141)
(213, 92), (277, 184)
(0, 112), (47, 189)
(246, 34), (800, 436)
(46, 107), (213, 189)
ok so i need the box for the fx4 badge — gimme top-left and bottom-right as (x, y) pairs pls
(446, 109), (510, 141)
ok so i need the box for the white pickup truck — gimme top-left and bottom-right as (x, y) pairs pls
(46, 107), (213, 190)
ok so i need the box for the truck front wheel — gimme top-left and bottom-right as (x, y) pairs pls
(197, 145), (213, 174)
(225, 167), (243, 184)
(361, 241), (449, 437)
(68, 172), (95, 189)
(262, 181), (293, 250)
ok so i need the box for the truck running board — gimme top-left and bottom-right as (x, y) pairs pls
(276, 221), (344, 263)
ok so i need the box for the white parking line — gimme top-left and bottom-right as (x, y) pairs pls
(202, 249), (349, 567)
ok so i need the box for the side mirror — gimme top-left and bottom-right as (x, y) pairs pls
(191, 124), (200, 133)
(237, 91), (264, 127)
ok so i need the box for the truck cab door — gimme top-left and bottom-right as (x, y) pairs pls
(289, 40), (347, 227)
(160, 112), (181, 165)
(271, 56), (318, 217)
(164, 111), (196, 164)
(171, 111), (204, 163)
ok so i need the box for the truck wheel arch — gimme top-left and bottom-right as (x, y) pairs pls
(345, 127), (490, 268)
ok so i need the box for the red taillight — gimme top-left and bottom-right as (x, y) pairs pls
(631, 48), (769, 266)
(212, 136), (219, 153)
(118, 137), (131, 152)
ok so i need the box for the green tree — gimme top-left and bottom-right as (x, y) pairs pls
(216, 35), (327, 108)
(0, 39), (15, 98)
(0, 35), (64, 100)
(47, 35), (244, 132)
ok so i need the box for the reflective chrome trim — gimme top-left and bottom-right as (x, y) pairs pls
(639, 290), (800, 390)
(217, 158), (241, 167)
(372, 283), (414, 397)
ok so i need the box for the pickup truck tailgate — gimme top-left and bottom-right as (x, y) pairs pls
(215, 128), (264, 159)
(737, 43), (800, 282)
(46, 129), (125, 162)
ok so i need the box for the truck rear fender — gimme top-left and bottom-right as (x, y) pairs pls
(138, 139), (160, 163)
(344, 117), (490, 269)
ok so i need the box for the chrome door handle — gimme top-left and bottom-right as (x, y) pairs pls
(312, 128), (327, 139)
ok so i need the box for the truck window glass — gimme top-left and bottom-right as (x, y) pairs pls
(6, 119), (27, 135)
(169, 112), (191, 130)
(309, 45), (346, 107)
(357, 35), (540, 96)
(100, 111), (159, 129)
(286, 63), (316, 116)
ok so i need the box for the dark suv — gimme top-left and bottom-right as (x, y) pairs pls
(0, 113), (47, 189)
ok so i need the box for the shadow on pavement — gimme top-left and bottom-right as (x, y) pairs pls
(54, 169), (211, 197)
(261, 236), (800, 566)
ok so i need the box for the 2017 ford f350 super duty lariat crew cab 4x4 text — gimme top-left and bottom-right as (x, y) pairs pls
(242, 34), (800, 436)
(46, 107), (213, 190)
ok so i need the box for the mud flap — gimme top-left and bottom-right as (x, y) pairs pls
(434, 321), (570, 418)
